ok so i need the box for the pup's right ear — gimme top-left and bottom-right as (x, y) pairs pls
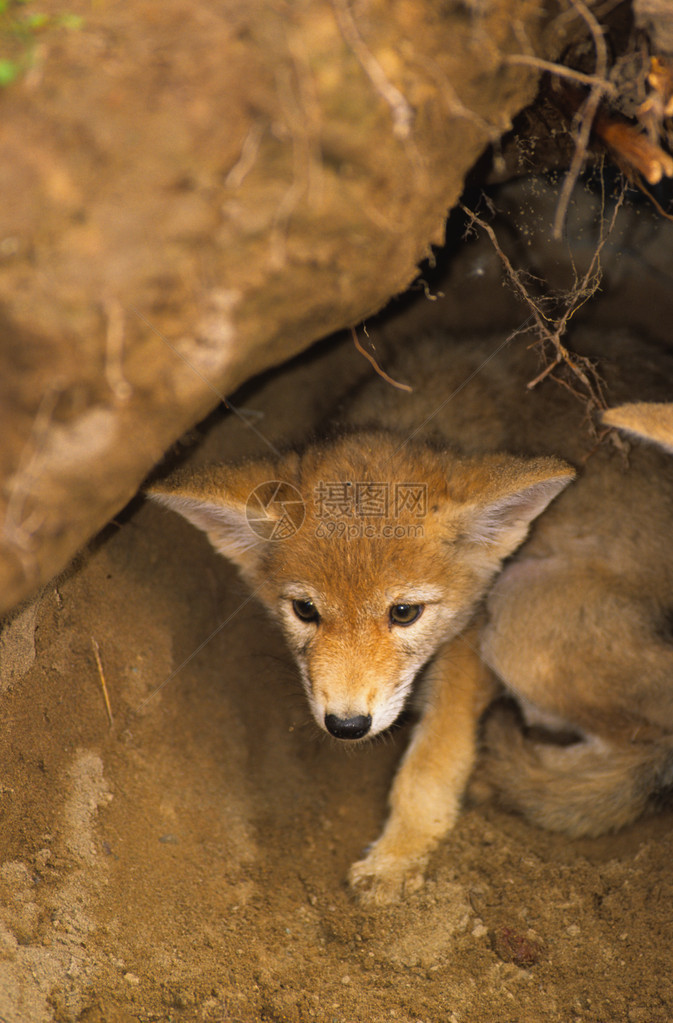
(146, 454), (302, 579)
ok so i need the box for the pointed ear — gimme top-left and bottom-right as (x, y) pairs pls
(146, 454), (303, 579)
(602, 402), (673, 455)
(457, 454), (575, 557)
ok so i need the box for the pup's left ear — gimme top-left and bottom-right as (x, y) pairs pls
(602, 402), (673, 454)
(146, 453), (302, 581)
(456, 454), (575, 558)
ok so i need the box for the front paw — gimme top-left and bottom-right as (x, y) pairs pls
(348, 844), (429, 906)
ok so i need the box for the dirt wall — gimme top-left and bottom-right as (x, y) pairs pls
(1, 0), (578, 615)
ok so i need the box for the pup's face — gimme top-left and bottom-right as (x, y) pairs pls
(267, 531), (480, 739)
(148, 432), (573, 740)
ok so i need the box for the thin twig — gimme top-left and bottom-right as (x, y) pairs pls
(526, 352), (563, 389)
(631, 175), (673, 221)
(91, 636), (114, 728)
(459, 205), (550, 328)
(504, 54), (616, 97)
(552, 0), (610, 239)
(351, 327), (413, 392)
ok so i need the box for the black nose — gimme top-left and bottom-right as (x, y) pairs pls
(324, 713), (372, 740)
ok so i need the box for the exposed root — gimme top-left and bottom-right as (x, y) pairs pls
(351, 327), (412, 392)
(552, 0), (611, 239)
(331, 0), (414, 141)
(539, 32), (673, 224)
(103, 297), (132, 402)
(629, 174), (673, 221)
(504, 53), (616, 97)
(460, 182), (625, 432)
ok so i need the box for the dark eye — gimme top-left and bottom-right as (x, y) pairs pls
(389, 603), (423, 626)
(292, 598), (320, 623)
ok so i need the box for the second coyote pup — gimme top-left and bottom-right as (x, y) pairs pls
(149, 328), (673, 904)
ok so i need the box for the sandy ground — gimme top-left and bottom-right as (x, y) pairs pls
(2, 182), (673, 1022)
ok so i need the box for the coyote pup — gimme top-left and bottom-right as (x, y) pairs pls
(149, 329), (673, 903)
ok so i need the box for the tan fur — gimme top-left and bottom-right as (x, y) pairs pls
(148, 328), (673, 902)
(602, 402), (673, 454)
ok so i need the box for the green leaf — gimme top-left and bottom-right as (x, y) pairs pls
(58, 13), (84, 30)
(0, 58), (19, 86)
(25, 12), (48, 29)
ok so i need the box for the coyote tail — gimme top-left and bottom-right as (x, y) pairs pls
(474, 704), (673, 838)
